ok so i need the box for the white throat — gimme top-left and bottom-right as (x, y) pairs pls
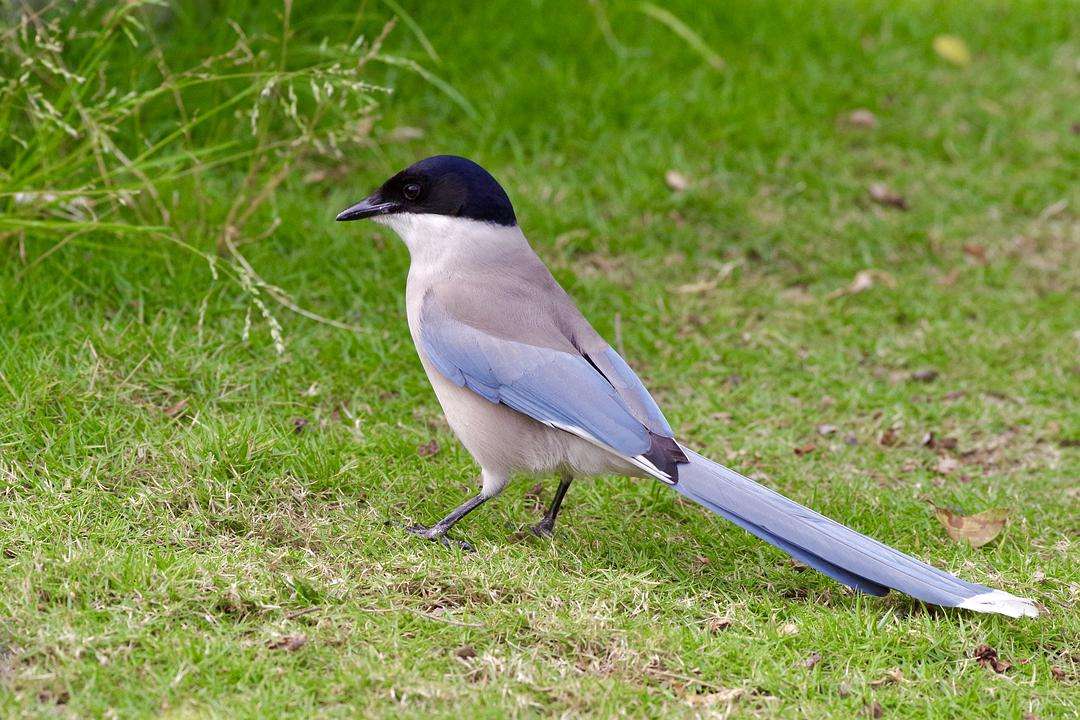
(375, 213), (525, 269)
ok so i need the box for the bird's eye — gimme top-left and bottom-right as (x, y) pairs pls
(402, 183), (421, 201)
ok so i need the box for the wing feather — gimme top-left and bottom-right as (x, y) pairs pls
(587, 347), (674, 437)
(418, 293), (654, 461)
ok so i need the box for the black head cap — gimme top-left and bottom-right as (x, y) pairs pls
(336, 155), (516, 226)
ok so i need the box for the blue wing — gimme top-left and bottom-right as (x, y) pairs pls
(418, 294), (654, 461)
(587, 347), (674, 437)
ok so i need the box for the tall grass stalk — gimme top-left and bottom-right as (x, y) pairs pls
(1, 1), (405, 349)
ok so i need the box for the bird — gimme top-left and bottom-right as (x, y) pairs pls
(335, 155), (1038, 618)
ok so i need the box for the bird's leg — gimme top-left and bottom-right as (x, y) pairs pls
(406, 493), (488, 551)
(530, 472), (573, 538)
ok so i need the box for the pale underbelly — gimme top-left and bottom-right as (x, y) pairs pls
(418, 354), (639, 479)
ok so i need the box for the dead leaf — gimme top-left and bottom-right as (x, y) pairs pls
(454, 645), (477, 660)
(844, 434), (859, 446)
(843, 109), (878, 128)
(963, 243), (988, 265)
(878, 428), (900, 447)
(817, 424), (838, 436)
(828, 269), (897, 299)
(779, 621), (799, 636)
(922, 432), (958, 451)
(665, 169), (690, 192)
(1050, 666), (1066, 681)
(36, 688), (70, 706)
(417, 439), (440, 457)
(793, 443), (816, 456)
(934, 506), (1009, 547)
(868, 183), (909, 210)
(866, 700), (884, 718)
(162, 399), (189, 418)
(933, 35), (972, 66)
(706, 615), (733, 633)
(934, 456), (959, 475)
(800, 651), (823, 669)
(973, 644), (1011, 673)
(870, 667), (904, 687)
(291, 417), (309, 434)
(910, 369), (939, 383)
(268, 634), (307, 652)
(686, 688), (744, 706)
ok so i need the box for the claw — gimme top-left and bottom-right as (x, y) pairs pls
(529, 522), (554, 539)
(405, 524), (474, 552)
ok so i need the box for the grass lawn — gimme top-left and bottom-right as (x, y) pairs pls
(1, 0), (1077, 717)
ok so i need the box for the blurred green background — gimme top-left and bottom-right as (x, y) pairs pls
(1, 1), (1077, 717)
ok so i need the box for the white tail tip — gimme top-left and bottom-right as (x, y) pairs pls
(958, 590), (1039, 618)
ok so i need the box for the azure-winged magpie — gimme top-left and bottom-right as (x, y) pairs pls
(336, 155), (1038, 618)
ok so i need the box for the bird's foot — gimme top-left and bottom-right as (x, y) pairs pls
(528, 520), (555, 539)
(405, 524), (474, 552)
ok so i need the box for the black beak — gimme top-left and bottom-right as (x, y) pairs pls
(335, 193), (399, 222)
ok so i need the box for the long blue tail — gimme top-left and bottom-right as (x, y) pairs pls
(672, 449), (1037, 617)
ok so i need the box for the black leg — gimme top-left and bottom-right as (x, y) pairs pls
(406, 492), (488, 551)
(530, 473), (573, 538)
